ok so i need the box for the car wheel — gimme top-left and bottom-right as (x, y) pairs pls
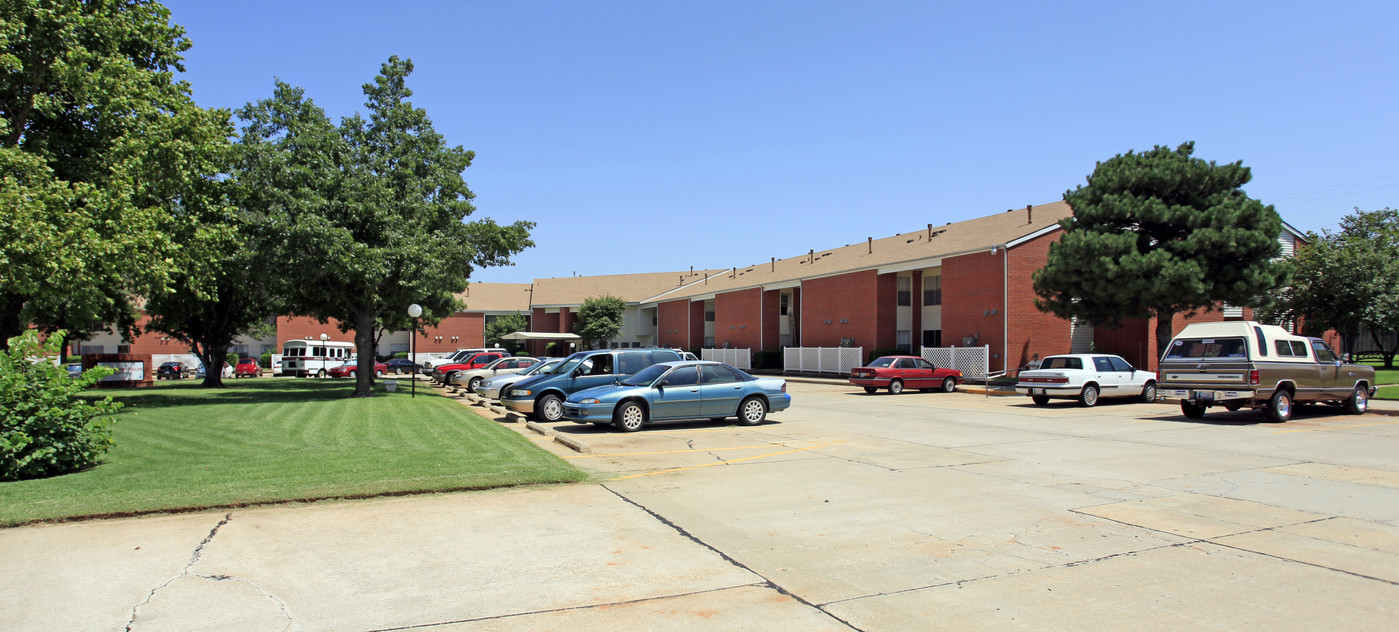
(863, 387), (877, 394)
(348, 370), (356, 379)
(1265, 389), (1293, 423)
(375, 370), (384, 377)
(941, 377), (956, 393)
(1140, 382), (1158, 403)
(738, 396), (767, 426)
(1031, 395), (1050, 406)
(614, 401), (646, 432)
(316, 369), (326, 378)
(1343, 386), (1367, 415)
(468, 377), (482, 391)
(888, 380), (904, 395)
(1181, 401), (1207, 418)
(1078, 384), (1099, 407)
(536, 394), (564, 422)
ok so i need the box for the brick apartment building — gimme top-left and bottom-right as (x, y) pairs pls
(78, 202), (1304, 373)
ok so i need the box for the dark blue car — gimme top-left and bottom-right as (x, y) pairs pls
(563, 361), (791, 432)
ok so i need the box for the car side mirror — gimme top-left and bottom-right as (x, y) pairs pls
(571, 367), (584, 378)
(656, 380), (668, 389)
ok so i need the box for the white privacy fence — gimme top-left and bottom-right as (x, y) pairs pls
(783, 347), (864, 375)
(922, 345), (991, 379)
(701, 348), (752, 370)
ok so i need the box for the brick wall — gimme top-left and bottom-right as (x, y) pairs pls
(799, 270), (880, 349)
(714, 287), (763, 350)
(1006, 231), (1072, 373)
(657, 299), (691, 349)
(761, 289), (781, 351)
(942, 251), (1004, 370)
(688, 301), (706, 351)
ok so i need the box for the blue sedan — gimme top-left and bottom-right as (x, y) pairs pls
(562, 361), (791, 432)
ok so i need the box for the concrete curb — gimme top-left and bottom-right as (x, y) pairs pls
(525, 421), (551, 436)
(553, 433), (591, 454)
(505, 411), (528, 424)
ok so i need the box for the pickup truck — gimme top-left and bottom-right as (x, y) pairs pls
(1158, 321), (1376, 422)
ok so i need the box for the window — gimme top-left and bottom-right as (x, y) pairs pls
(1108, 357), (1132, 372)
(1093, 357), (1114, 372)
(1275, 340), (1294, 357)
(664, 366), (699, 386)
(779, 293), (790, 316)
(894, 358), (916, 369)
(704, 336), (715, 347)
(701, 364), (744, 384)
(916, 358), (935, 370)
(896, 330), (911, 353)
(897, 277), (911, 307)
(117, 344), (130, 354)
(924, 276), (942, 306)
(1311, 340), (1338, 363)
(1164, 338), (1248, 359)
(1041, 357), (1083, 370)
(923, 330), (942, 348)
(617, 352), (649, 375)
(586, 355), (614, 375)
(704, 301), (715, 322)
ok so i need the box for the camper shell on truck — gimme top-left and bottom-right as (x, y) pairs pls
(1158, 321), (1376, 422)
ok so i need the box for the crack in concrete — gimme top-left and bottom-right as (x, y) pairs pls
(124, 513), (300, 632)
(601, 484), (866, 631)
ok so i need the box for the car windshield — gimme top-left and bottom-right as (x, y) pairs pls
(1165, 337), (1248, 359)
(622, 364), (672, 386)
(867, 357), (896, 368)
(1040, 357), (1082, 370)
(525, 360), (562, 376)
(482, 357), (509, 369)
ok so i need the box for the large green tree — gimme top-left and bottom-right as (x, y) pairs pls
(0, 0), (228, 348)
(574, 296), (626, 349)
(1033, 142), (1288, 358)
(484, 312), (529, 353)
(238, 57), (534, 397)
(1258, 208), (1399, 367)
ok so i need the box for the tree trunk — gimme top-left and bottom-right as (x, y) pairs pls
(197, 342), (228, 388)
(1371, 329), (1397, 370)
(0, 293), (24, 351)
(354, 310), (376, 397)
(1154, 310), (1177, 371)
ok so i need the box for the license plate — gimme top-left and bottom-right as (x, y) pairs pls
(1033, 388), (1045, 395)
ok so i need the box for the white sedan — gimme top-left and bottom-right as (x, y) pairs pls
(1015, 354), (1157, 407)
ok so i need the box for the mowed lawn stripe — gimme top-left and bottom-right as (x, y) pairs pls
(0, 379), (585, 526)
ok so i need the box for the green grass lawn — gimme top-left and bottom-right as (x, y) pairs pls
(1376, 385), (1399, 400)
(0, 379), (585, 526)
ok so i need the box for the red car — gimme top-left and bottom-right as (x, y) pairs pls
(328, 360), (389, 378)
(432, 352), (504, 384)
(849, 355), (963, 394)
(234, 357), (262, 378)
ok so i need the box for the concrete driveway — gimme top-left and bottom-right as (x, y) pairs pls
(3, 382), (1397, 631)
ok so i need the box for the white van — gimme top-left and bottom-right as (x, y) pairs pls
(281, 340), (356, 377)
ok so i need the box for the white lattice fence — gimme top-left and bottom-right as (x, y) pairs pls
(701, 348), (752, 370)
(921, 346), (990, 379)
(783, 347), (864, 375)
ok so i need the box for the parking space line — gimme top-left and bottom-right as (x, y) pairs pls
(564, 445), (779, 459)
(606, 441), (846, 481)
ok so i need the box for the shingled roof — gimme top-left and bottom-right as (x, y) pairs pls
(529, 270), (726, 307)
(642, 201), (1073, 303)
(452, 282), (534, 313)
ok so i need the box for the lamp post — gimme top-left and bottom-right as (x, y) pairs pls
(408, 304), (422, 397)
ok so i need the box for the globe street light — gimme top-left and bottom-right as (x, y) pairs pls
(408, 304), (422, 397)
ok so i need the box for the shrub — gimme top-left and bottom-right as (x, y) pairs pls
(260, 351), (273, 368)
(392, 351), (409, 359)
(226, 352), (239, 368)
(0, 330), (122, 481)
(867, 348), (905, 364)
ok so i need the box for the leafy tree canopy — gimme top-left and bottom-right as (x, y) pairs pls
(1033, 142), (1287, 356)
(236, 57), (534, 396)
(574, 296), (626, 349)
(1258, 208), (1399, 367)
(484, 312), (529, 352)
(0, 0), (230, 348)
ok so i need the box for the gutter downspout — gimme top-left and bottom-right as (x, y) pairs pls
(1002, 244), (1009, 376)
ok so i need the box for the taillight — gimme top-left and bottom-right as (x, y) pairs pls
(1249, 370), (1260, 386)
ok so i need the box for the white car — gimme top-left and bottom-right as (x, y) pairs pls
(1015, 354), (1157, 407)
(475, 358), (563, 400)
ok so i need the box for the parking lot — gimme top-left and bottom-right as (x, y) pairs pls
(499, 380), (1399, 630)
(4, 380), (1396, 631)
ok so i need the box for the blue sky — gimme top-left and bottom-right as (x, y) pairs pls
(164, 0), (1399, 284)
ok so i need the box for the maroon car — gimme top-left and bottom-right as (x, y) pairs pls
(849, 355), (963, 394)
(234, 357), (262, 378)
(328, 360), (388, 378)
(432, 352), (504, 384)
